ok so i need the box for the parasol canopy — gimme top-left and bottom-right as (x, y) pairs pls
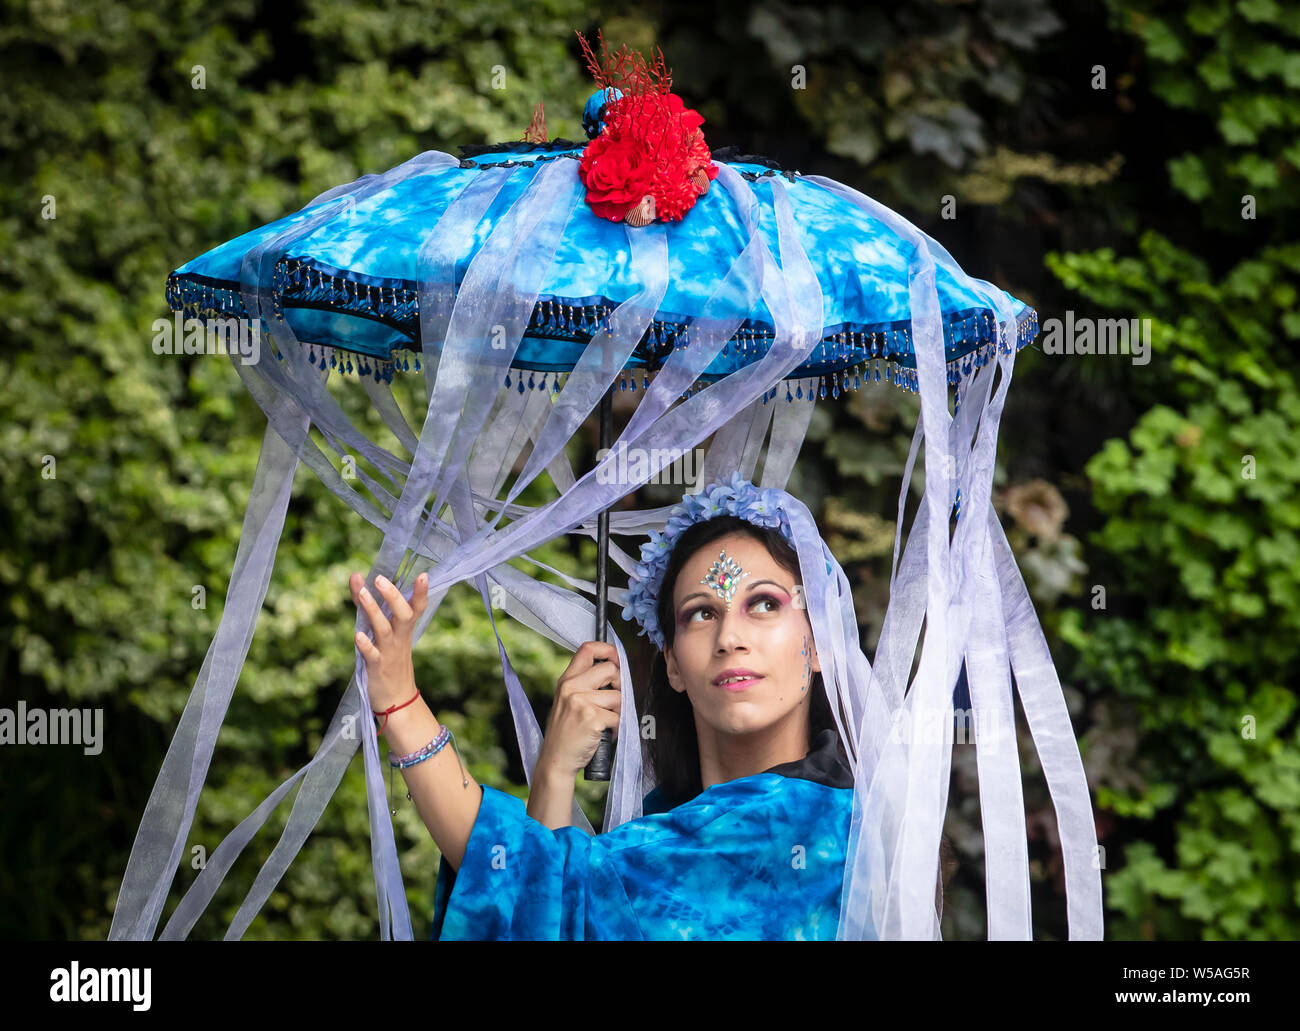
(165, 143), (1037, 401)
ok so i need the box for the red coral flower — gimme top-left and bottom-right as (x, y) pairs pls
(579, 133), (656, 221)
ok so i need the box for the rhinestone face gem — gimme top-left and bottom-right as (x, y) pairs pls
(701, 550), (749, 609)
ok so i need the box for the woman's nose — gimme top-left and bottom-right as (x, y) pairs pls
(713, 606), (750, 651)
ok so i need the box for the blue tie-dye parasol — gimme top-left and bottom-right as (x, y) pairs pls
(163, 112), (1036, 402)
(114, 30), (1100, 941)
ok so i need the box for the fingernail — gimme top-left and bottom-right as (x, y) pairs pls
(375, 575), (389, 588)
(360, 587), (371, 600)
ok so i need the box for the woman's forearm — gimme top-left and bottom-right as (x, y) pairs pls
(379, 696), (481, 872)
(525, 764), (576, 829)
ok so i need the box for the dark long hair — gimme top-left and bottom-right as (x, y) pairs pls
(640, 515), (841, 809)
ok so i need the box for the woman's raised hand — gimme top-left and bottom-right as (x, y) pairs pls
(536, 641), (623, 781)
(350, 571), (429, 711)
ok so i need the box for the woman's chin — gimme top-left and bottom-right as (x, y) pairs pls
(703, 706), (773, 737)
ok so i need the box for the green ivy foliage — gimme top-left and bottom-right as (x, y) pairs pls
(1053, 233), (1300, 937)
(1107, 0), (1300, 236)
(1034, 0), (1300, 941)
(742, 0), (1066, 208)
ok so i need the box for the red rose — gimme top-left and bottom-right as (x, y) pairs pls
(579, 133), (656, 221)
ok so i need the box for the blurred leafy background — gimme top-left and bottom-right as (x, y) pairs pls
(1, 0), (1297, 940)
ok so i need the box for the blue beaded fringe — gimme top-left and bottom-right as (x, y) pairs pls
(165, 262), (1038, 403)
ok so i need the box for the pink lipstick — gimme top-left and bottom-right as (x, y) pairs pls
(714, 669), (764, 691)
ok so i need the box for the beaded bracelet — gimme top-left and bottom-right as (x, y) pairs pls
(386, 723), (470, 813)
(390, 724), (451, 768)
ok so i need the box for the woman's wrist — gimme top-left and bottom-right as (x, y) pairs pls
(371, 685), (420, 730)
(374, 690), (435, 743)
(532, 745), (578, 786)
(539, 761), (577, 790)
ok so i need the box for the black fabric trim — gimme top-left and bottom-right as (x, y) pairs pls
(708, 145), (789, 171)
(762, 728), (854, 789)
(453, 140), (791, 172)
(456, 138), (586, 158)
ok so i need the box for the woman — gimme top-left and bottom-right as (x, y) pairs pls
(350, 476), (899, 940)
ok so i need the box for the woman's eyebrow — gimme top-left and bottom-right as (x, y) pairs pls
(676, 579), (791, 608)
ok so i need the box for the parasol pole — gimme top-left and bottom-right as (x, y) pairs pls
(584, 383), (616, 781)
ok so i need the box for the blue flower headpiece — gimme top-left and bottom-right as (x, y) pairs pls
(620, 471), (830, 650)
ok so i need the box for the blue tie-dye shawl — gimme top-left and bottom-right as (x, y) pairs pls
(430, 729), (858, 940)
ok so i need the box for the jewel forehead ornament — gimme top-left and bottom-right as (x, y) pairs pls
(701, 550), (749, 609)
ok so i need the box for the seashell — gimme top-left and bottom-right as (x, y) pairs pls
(690, 168), (710, 194)
(623, 193), (656, 227)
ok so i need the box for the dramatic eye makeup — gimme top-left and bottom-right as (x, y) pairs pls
(676, 581), (792, 625)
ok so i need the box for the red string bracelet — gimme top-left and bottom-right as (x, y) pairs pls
(373, 689), (420, 734)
